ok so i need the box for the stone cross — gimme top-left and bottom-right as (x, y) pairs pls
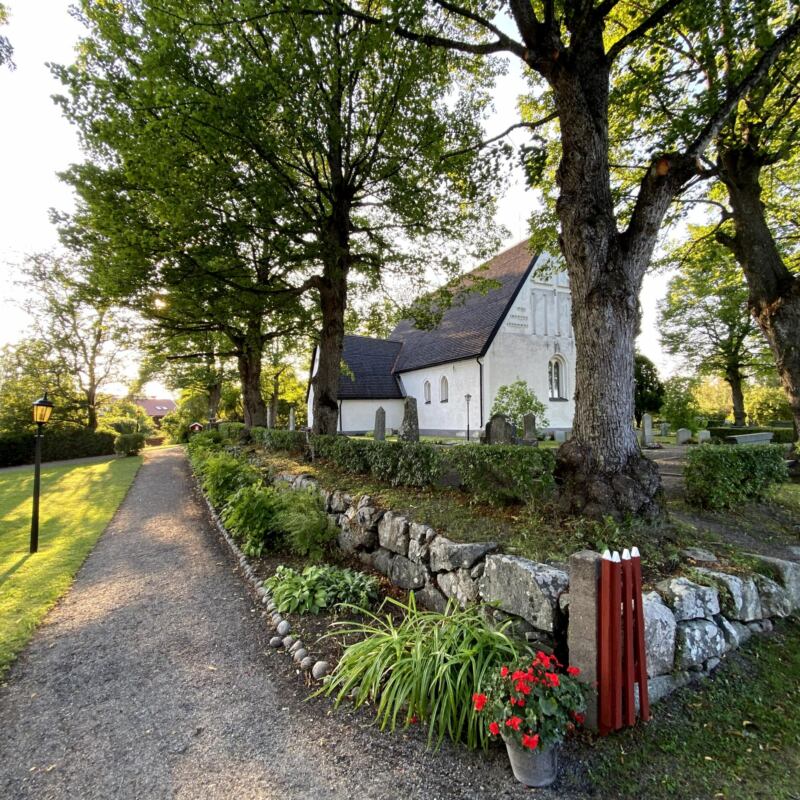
(374, 406), (386, 441)
(398, 397), (419, 442)
(288, 407), (296, 431)
(484, 413), (516, 444)
(522, 412), (538, 443)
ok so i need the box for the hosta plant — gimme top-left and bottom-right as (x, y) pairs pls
(265, 565), (379, 615)
(473, 651), (586, 751)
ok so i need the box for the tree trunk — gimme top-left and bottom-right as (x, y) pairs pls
(86, 388), (98, 431)
(718, 147), (800, 439)
(207, 380), (222, 423)
(269, 370), (282, 429)
(546, 42), (663, 520)
(312, 272), (347, 435)
(236, 324), (268, 428)
(726, 370), (747, 426)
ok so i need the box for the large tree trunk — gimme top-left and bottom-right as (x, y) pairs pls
(546, 40), (663, 520)
(86, 387), (98, 431)
(207, 380), (222, 423)
(726, 370), (747, 426)
(236, 324), (268, 428)
(718, 147), (800, 439)
(312, 271), (347, 435)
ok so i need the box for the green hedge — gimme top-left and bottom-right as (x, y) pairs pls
(217, 422), (247, 441)
(114, 432), (146, 456)
(707, 426), (796, 444)
(309, 435), (555, 503)
(0, 428), (117, 468)
(684, 444), (788, 509)
(251, 427), (307, 454)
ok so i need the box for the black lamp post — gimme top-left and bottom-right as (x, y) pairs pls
(465, 393), (472, 442)
(30, 392), (54, 554)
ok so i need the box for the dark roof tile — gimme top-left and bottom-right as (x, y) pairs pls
(339, 336), (404, 399)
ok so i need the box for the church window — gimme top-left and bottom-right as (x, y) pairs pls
(424, 380), (431, 404)
(548, 357), (566, 400)
(440, 376), (449, 403)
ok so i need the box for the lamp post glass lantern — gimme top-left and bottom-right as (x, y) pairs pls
(465, 394), (472, 442)
(30, 392), (54, 554)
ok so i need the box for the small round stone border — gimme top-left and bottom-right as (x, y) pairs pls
(191, 467), (331, 682)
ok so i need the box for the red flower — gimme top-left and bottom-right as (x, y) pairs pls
(567, 666), (581, 677)
(571, 711), (586, 725)
(521, 733), (540, 750)
(473, 693), (488, 711)
(500, 666), (509, 678)
(516, 699), (525, 707)
(512, 670), (528, 682)
(488, 721), (501, 736)
(505, 716), (522, 731)
(536, 651), (552, 668)
(515, 680), (532, 695)
(546, 672), (560, 688)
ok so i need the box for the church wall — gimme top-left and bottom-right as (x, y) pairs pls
(397, 360), (482, 437)
(338, 399), (405, 434)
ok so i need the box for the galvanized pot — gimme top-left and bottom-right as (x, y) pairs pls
(503, 737), (559, 788)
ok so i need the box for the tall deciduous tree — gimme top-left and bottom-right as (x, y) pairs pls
(20, 254), (133, 430)
(348, 0), (799, 518)
(658, 234), (772, 426)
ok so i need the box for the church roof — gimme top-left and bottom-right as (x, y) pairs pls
(339, 336), (404, 399)
(389, 240), (538, 372)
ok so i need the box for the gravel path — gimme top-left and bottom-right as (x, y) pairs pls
(0, 448), (589, 800)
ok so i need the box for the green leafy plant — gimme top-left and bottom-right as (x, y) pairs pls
(490, 379), (549, 430)
(474, 651), (586, 751)
(684, 444), (788, 509)
(265, 564), (379, 615)
(217, 421), (246, 441)
(196, 450), (260, 508)
(221, 484), (284, 557)
(273, 487), (337, 559)
(661, 376), (704, 434)
(251, 427), (307, 454)
(113, 432), (145, 456)
(318, 595), (530, 749)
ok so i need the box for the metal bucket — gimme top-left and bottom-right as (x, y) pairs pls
(503, 737), (559, 788)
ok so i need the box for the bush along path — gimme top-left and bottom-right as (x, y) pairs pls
(0, 447), (587, 800)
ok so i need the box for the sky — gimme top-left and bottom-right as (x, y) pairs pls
(0, 0), (678, 392)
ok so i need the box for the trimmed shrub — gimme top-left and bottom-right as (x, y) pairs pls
(447, 444), (555, 505)
(265, 564), (380, 615)
(114, 432), (145, 456)
(706, 426), (796, 444)
(311, 434), (372, 473)
(318, 595), (530, 749)
(196, 450), (261, 508)
(274, 487), (337, 559)
(251, 427), (307, 454)
(684, 444), (788, 509)
(218, 421), (247, 441)
(0, 428), (116, 468)
(221, 484), (284, 556)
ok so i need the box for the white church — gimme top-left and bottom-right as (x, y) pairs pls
(307, 240), (576, 437)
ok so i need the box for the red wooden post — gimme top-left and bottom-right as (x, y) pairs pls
(621, 549), (636, 727)
(631, 546), (650, 722)
(610, 551), (623, 731)
(598, 550), (613, 735)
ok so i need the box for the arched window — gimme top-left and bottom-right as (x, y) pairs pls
(440, 376), (449, 403)
(548, 357), (566, 400)
(423, 380), (431, 404)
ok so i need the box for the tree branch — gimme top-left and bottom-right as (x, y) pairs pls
(607, 0), (688, 63)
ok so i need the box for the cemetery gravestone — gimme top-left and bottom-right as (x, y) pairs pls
(484, 413), (516, 444)
(288, 407), (296, 431)
(522, 412), (538, 445)
(676, 428), (692, 445)
(660, 422), (669, 437)
(641, 413), (654, 446)
(398, 397), (419, 442)
(374, 406), (386, 442)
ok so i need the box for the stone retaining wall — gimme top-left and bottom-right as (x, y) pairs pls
(274, 471), (800, 709)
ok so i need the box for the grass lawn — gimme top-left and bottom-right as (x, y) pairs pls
(0, 456), (141, 677)
(583, 616), (800, 799)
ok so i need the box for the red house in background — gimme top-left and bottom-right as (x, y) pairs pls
(134, 398), (177, 427)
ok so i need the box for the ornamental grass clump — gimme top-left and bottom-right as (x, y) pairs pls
(473, 651), (587, 752)
(318, 595), (529, 749)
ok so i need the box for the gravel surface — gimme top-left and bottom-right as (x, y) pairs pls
(0, 448), (591, 799)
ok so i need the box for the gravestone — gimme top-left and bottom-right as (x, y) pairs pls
(398, 397), (419, 442)
(554, 430), (567, 443)
(641, 413), (654, 446)
(522, 413), (538, 444)
(288, 407), (296, 431)
(676, 428), (692, 445)
(484, 413), (516, 444)
(267, 407), (275, 429)
(374, 406), (386, 442)
(696, 429), (710, 443)
(660, 422), (669, 437)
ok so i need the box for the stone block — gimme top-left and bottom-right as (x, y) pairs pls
(714, 615), (741, 651)
(675, 619), (726, 669)
(642, 591), (676, 677)
(479, 554), (568, 633)
(415, 582), (449, 613)
(694, 568), (762, 621)
(389, 556), (429, 590)
(329, 490), (351, 514)
(428, 536), (497, 572)
(656, 577), (720, 621)
(744, 554), (800, 609)
(377, 511), (410, 556)
(437, 569), (480, 607)
(372, 547), (396, 576)
(681, 547), (717, 563)
(753, 573), (794, 618)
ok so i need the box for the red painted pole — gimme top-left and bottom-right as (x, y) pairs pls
(621, 549), (636, 727)
(631, 547), (650, 722)
(598, 550), (613, 735)
(610, 551), (623, 731)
